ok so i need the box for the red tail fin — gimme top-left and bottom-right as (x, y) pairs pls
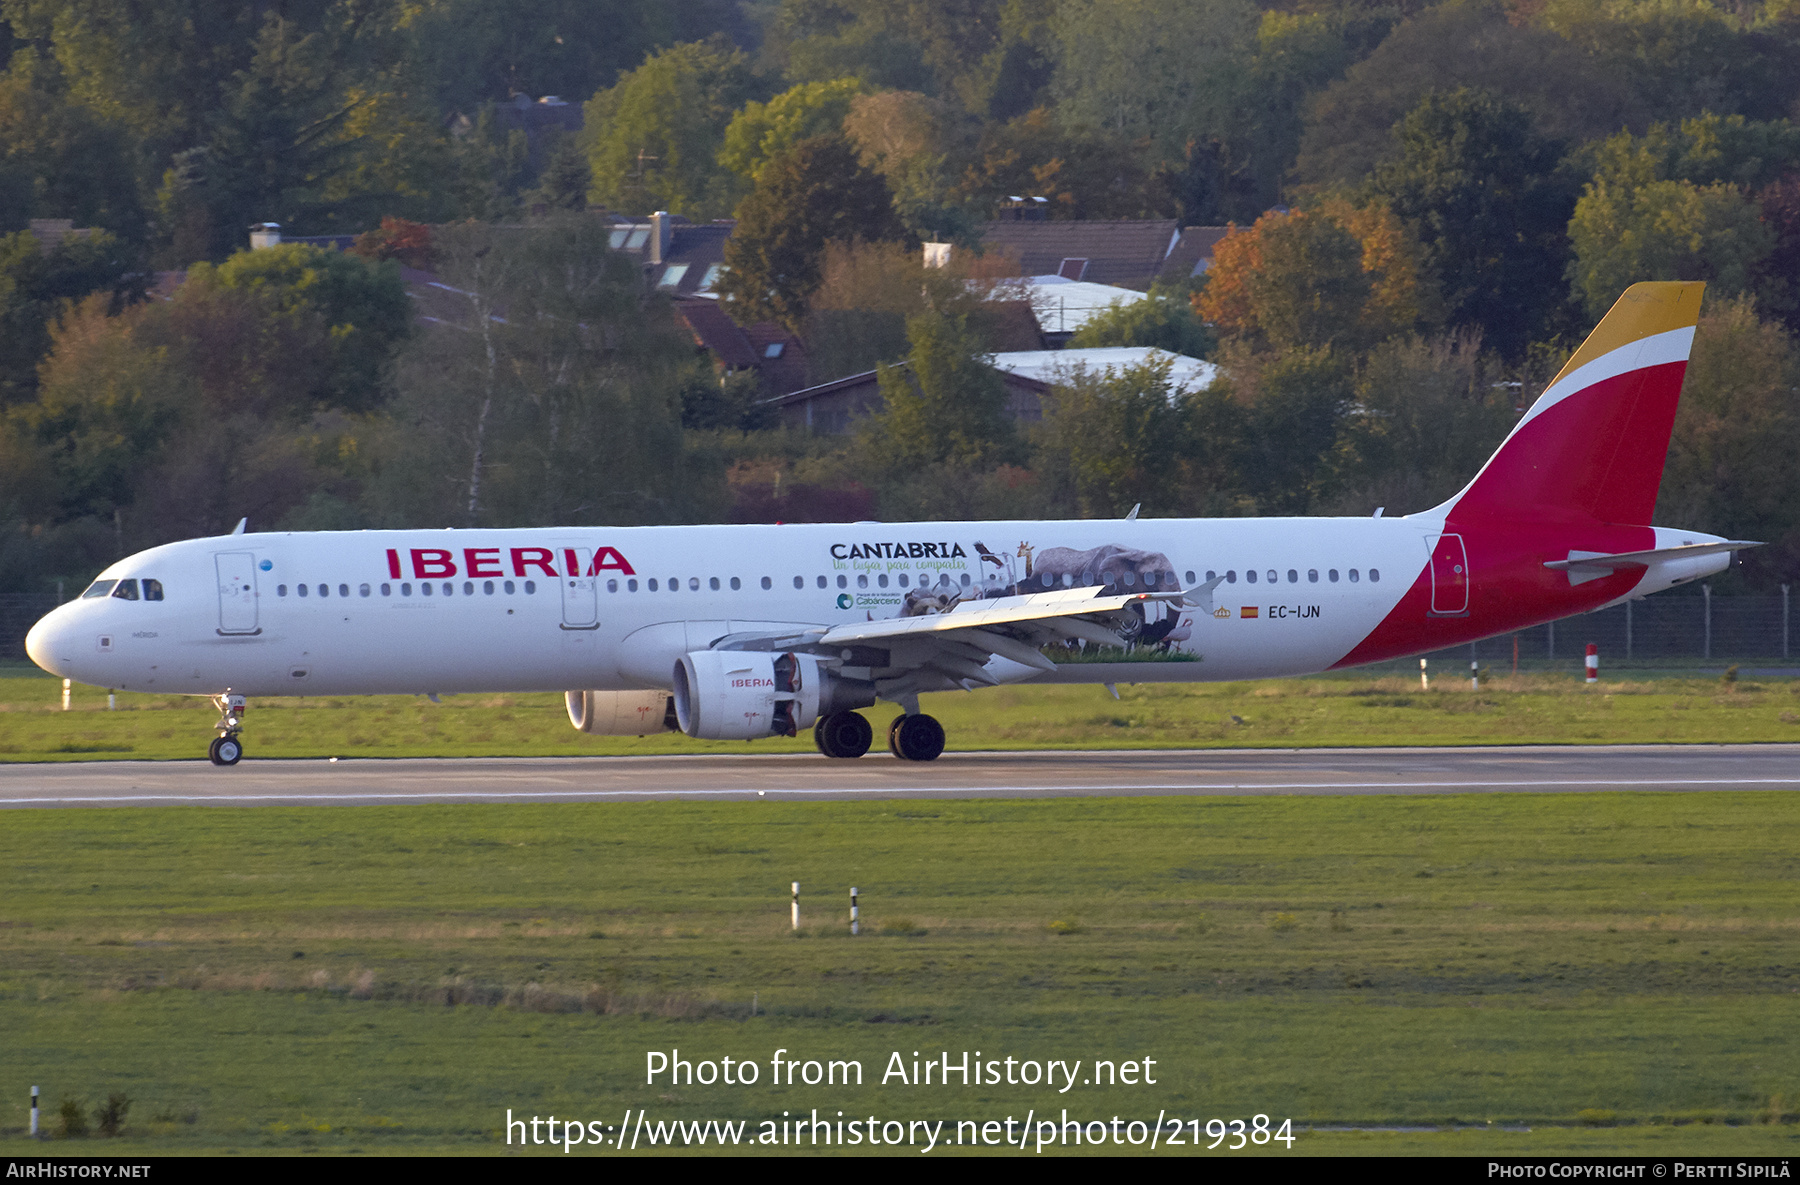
(1443, 281), (1704, 527)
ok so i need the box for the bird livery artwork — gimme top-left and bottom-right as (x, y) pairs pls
(825, 536), (1198, 659)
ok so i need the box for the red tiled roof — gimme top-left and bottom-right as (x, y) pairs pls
(979, 219), (1179, 290)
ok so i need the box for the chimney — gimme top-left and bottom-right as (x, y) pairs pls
(249, 222), (281, 250)
(923, 242), (952, 268)
(650, 211), (672, 265)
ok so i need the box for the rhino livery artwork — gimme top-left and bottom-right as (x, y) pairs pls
(26, 283), (1755, 765)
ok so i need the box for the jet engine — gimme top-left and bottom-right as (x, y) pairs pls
(671, 650), (874, 740)
(565, 690), (676, 735)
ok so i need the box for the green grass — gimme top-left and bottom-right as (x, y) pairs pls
(1, 794), (1798, 1155)
(6, 665), (1800, 761)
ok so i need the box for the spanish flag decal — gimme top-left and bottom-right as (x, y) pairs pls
(1241, 606), (1259, 618)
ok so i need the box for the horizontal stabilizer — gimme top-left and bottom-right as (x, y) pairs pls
(1544, 541), (1761, 586)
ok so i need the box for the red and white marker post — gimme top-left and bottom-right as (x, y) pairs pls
(1585, 643), (1599, 685)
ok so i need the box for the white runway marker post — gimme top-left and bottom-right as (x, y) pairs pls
(30, 1085), (39, 1137)
(61, 679), (69, 711)
(1471, 660), (1479, 691)
(1586, 643), (1599, 685)
(791, 882), (799, 931)
(850, 887), (859, 936)
(1420, 658), (1429, 691)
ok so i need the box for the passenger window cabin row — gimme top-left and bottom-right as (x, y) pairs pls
(276, 580), (541, 598)
(81, 565), (1381, 607)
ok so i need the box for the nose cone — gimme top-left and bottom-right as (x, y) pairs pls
(24, 605), (73, 678)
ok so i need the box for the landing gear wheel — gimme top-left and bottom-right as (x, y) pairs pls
(888, 713), (945, 762)
(209, 736), (243, 766)
(814, 711), (873, 758)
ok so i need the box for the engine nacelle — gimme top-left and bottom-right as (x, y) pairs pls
(671, 650), (873, 740)
(565, 690), (675, 735)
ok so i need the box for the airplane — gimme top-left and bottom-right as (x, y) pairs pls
(25, 281), (1756, 766)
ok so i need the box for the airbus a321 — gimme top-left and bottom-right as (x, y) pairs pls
(26, 281), (1753, 765)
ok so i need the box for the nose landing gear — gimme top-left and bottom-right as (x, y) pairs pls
(209, 693), (246, 766)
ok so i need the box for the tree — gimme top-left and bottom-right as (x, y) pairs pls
(1068, 288), (1214, 357)
(153, 15), (377, 263)
(1294, 1), (1643, 190)
(1567, 114), (1800, 317)
(582, 37), (759, 218)
(864, 309), (1015, 473)
(1325, 331), (1517, 514)
(843, 90), (977, 243)
(371, 216), (717, 528)
(1048, 0), (1261, 164)
(1538, 0), (1800, 125)
(1036, 355), (1187, 517)
(528, 134), (593, 210)
(1369, 88), (1578, 358)
(803, 239), (1018, 383)
(1568, 178), (1773, 319)
(715, 135), (909, 332)
(1196, 205), (1432, 354)
(1214, 343), (1355, 514)
(719, 78), (863, 184)
(0, 53), (145, 241)
(1203, 211), (1371, 353)
(0, 229), (143, 405)
(768, 0), (1054, 117)
(955, 108), (1164, 221)
(200, 243), (413, 413)
(404, 0), (738, 116)
(1654, 297), (1800, 587)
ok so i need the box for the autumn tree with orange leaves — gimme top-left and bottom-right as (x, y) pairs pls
(1195, 204), (1436, 353)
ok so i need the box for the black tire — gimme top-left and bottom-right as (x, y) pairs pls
(211, 736), (243, 766)
(208, 737), (224, 765)
(887, 714), (906, 758)
(816, 711), (872, 759)
(892, 713), (945, 762)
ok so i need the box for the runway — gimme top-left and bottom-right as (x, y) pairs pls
(1, 744), (1798, 807)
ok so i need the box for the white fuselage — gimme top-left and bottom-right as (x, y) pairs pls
(27, 518), (1469, 698)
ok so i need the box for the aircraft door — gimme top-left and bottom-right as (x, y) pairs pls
(1427, 534), (1469, 615)
(215, 551), (260, 634)
(560, 546), (599, 629)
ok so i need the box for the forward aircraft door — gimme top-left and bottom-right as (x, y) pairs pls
(214, 551), (260, 635)
(560, 546), (598, 629)
(1427, 534), (1469, 615)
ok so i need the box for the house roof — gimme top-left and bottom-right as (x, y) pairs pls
(1160, 225), (1233, 283)
(609, 215), (735, 297)
(1013, 276), (1147, 335)
(672, 298), (809, 397)
(991, 347), (1216, 393)
(979, 219), (1180, 290)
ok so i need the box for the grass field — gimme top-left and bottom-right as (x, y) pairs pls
(5, 663), (1800, 761)
(2, 793), (1798, 1155)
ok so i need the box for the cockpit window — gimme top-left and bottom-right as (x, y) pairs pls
(111, 579), (140, 601)
(81, 580), (117, 599)
(143, 579), (164, 601)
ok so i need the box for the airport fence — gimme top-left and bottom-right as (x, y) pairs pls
(1408, 588), (1798, 673)
(0, 589), (1794, 671)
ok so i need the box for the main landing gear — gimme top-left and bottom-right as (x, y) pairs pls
(209, 692), (246, 766)
(887, 713), (945, 762)
(812, 710), (945, 760)
(814, 710), (873, 759)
